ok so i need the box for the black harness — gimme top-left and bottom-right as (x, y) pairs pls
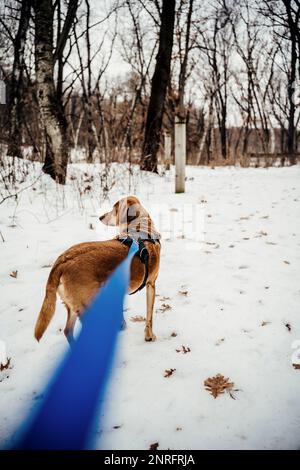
(118, 235), (160, 295)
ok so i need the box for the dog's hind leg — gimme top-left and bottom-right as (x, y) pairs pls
(144, 282), (156, 342)
(64, 306), (77, 346)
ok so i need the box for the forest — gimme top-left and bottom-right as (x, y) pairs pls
(0, 0), (299, 184)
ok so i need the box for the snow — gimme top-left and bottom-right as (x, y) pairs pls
(0, 161), (300, 450)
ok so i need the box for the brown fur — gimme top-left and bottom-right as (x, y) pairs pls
(34, 196), (161, 344)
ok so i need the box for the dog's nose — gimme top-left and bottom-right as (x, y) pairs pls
(99, 215), (105, 221)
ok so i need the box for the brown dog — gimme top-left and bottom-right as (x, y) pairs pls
(34, 196), (161, 344)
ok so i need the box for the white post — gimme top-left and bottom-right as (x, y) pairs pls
(175, 111), (186, 193)
(164, 131), (171, 170)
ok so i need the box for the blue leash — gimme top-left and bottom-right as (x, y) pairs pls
(16, 240), (139, 450)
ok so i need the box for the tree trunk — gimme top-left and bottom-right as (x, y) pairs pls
(287, 31), (296, 164)
(141, 0), (176, 172)
(220, 107), (227, 159)
(34, 0), (69, 184)
(7, 0), (32, 158)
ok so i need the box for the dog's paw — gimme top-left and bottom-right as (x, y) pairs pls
(144, 330), (156, 342)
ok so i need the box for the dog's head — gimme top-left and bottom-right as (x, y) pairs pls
(99, 196), (141, 226)
(99, 196), (160, 240)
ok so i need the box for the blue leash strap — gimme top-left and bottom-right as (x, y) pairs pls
(16, 240), (139, 450)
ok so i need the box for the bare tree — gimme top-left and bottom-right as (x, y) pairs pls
(34, 0), (78, 183)
(231, 0), (278, 156)
(6, 0), (32, 159)
(195, 0), (235, 160)
(259, 0), (300, 162)
(141, 0), (176, 172)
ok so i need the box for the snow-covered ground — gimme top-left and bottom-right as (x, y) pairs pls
(0, 161), (300, 450)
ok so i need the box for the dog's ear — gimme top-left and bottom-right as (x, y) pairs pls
(127, 203), (140, 223)
(117, 198), (141, 225)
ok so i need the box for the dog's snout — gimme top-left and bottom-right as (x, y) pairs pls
(99, 214), (105, 221)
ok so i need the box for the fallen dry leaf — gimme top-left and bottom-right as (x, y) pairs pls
(164, 368), (176, 378)
(149, 442), (159, 450)
(0, 358), (11, 372)
(9, 271), (18, 279)
(215, 337), (225, 346)
(204, 374), (235, 399)
(159, 303), (171, 313)
(283, 260), (290, 265)
(130, 315), (146, 323)
(176, 345), (191, 354)
(170, 332), (177, 338)
(285, 323), (292, 332)
(178, 290), (188, 296)
(292, 364), (300, 370)
(261, 321), (271, 327)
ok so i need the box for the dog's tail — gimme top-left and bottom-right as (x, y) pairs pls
(34, 263), (62, 341)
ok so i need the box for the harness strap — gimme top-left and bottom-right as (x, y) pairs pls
(118, 236), (157, 294)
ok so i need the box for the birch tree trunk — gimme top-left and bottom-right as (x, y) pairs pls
(34, 0), (69, 184)
(7, 0), (32, 159)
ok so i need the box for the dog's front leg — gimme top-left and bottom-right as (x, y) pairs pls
(144, 282), (156, 342)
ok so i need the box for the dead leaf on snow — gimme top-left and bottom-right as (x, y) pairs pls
(130, 315), (146, 323)
(215, 337), (225, 346)
(178, 290), (188, 296)
(176, 345), (191, 354)
(9, 271), (18, 279)
(170, 332), (178, 338)
(204, 374), (235, 399)
(292, 364), (300, 370)
(159, 303), (171, 313)
(285, 323), (291, 332)
(164, 368), (176, 378)
(0, 358), (11, 371)
(261, 321), (271, 327)
(149, 442), (159, 450)
(283, 260), (290, 265)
